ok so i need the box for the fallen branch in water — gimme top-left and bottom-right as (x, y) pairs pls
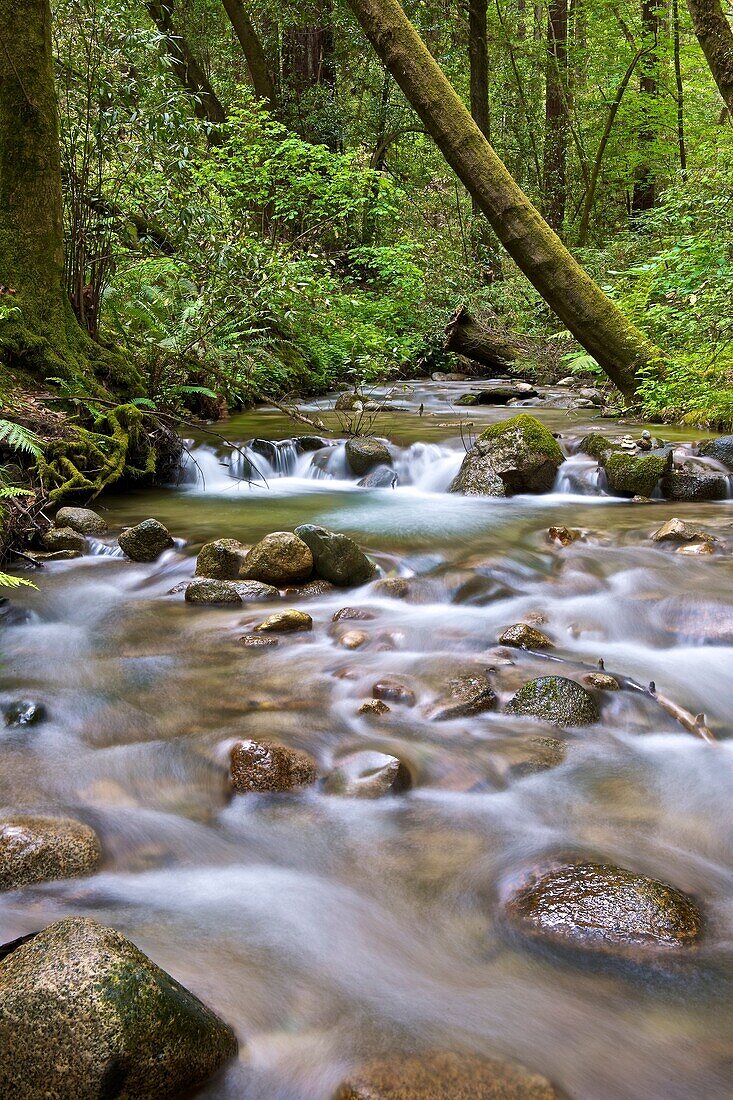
(261, 395), (327, 433)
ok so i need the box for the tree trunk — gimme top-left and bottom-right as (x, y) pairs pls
(345, 0), (660, 397)
(444, 305), (522, 367)
(686, 0), (733, 114)
(282, 20), (338, 147)
(468, 0), (490, 138)
(631, 0), (659, 215)
(543, 0), (569, 234)
(673, 0), (688, 171)
(220, 0), (277, 111)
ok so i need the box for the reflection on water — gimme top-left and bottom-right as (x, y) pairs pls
(1, 382), (733, 1099)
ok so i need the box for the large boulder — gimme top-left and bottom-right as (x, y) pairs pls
(0, 815), (101, 890)
(507, 676), (599, 726)
(195, 538), (249, 579)
(230, 739), (317, 792)
(334, 1050), (559, 1099)
(699, 434), (733, 468)
(41, 527), (86, 553)
(55, 506), (107, 535)
(357, 466), (397, 488)
(241, 531), (313, 586)
(118, 519), (174, 562)
(660, 470), (728, 502)
(504, 861), (702, 956)
(324, 750), (411, 798)
(450, 414), (564, 496)
(294, 524), (376, 586)
(185, 579), (277, 605)
(576, 432), (622, 461)
(604, 453), (668, 497)
(0, 917), (237, 1099)
(345, 437), (392, 476)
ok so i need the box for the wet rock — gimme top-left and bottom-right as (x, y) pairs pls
(655, 596), (733, 644)
(651, 517), (716, 544)
(604, 452), (668, 497)
(509, 737), (567, 778)
(333, 607), (376, 622)
(345, 436), (392, 476)
(455, 393), (478, 406)
(3, 700), (46, 727)
(0, 916), (237, 1099)
(241, 531), (313, 586)
(325, 750), (411, 798)
(358, 699), (390, 716)
(185, 578), (277, 604)
(249, 438), (278, 464)
(338, 630), (369, 649)
(54, 506), (107, 535)
(576, 433), (622, 461)
(230, 739), (317, 792)
(294, 435), (330, 452)
(335, 1050), (559, 1099)
(118, 518), (174, 562)
(335, 392), (364, 412)
(450, 414), (564, 496)
(428, 674), (497, 720)
(461, 385), (539, 406)
(498, 623), (553, 649)
(507, 676), (599, 726)
(504, 861), (702, 955)
(283, 578), (338, 598)
(41, 526), (87, 553)
(0, 598), (31, 628)
(294, 524), (377, 586)
(358, 465), (398, 488)
(254, 609), (313, 632)
(0, 815), (101, 890)
(239, 633), (279, 648)
(25, 548), (82, 562)
(547, 525), (580, 546)
(660, 470), (728, 502)
(699, 434), (733, 468)
(195, 538), (249, 579)
(577, 386), (604, 406)
(373, 577), (411, 599)
(583, 672), (620, 690)
(676, 542), (715, 556)
(372, 680), (416, 706)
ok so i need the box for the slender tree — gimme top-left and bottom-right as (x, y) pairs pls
(345, 0), (661, 396)
(631, 0), (660, 215)
(543, 0), (570, 234)
(146, 0), (226, 138)
(220, 0), (277, 111)
(686, 0), (733, 114)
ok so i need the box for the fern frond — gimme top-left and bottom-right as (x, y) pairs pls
(0, 420), (44, 457)
(0, 572), (37, 590)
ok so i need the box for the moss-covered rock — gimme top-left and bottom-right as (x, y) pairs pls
(0, 917), (238, 1098)
(195, 538), (249, 579)
(55, 506), (107, 535)
(325, 750), (411, 798)
(0, 815), (101, 890)
(345, 436), (392, 476)
(241, 531), (313, 586)
(450, 414), (564, 496)
(604, 452), (668, 497)
(118, 518), (174, 562)
(577, 432), (622, 461)
(294, 524), (376, 586)
(41, 526), (87, 553)
(230, 739), (317, 792)
(334, 1050), (559, 1099)
(507, 676), (599, 726)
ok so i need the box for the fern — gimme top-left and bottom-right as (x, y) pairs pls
(0, 572), (37, 591)
(0, 420), (43, 458)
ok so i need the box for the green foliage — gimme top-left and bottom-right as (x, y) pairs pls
(0, 420), (44, 458)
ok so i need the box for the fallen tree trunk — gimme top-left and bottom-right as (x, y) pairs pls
(345, 0), (662, 398)
(444, 306), (522, 368)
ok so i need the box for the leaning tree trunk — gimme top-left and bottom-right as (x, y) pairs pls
(686, 0), (733, 114)
(345, 0), (660, 397)
(221, 0), (278, 111)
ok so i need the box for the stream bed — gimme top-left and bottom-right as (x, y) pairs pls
(2, 380), (733, 1098)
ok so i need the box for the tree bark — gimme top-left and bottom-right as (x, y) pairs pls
(631, 0), (659, 215)
(345, 0), (660, 396)
(468, 0), (490, 138)
(543, 0), (569, 234)
(686, 0), (733, 114)
(220, 0), (277, 111)
(444, 305), (522, 367)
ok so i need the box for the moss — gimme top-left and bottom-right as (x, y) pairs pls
(604, 451), (667, 497)
(577, 432), (622, 461)
(507, 675), (599, 726)
(478, 413), (564, 463)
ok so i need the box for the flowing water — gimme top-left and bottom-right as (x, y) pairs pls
(2, 381), (733, 1098)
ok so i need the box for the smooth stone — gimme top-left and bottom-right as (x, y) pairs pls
(372, 680), (416, 706)
(254, 609), (313, 633)
(604, 453), (668, 497)
(41, 526), (86, 553)
(651, 518), (716, 544)
(498, 623), (553, 649)
(428, 673), (497, 720)
(358, 699), (390, 716)
(660, 470), (728, 502)
(325, 750), (411, 798)
(372, 577), (411, 599)
(507, 676), (599, 726)
(504, 861), (702, 955)
(583, 672), (620, 690)
(676, 542), (715, 555)
(0, 815), (101, 890)
(334, 1050), (559, 1099)
(118, 518), (174, 562)
(283, 578), (338, 598)
(294, 523), (377, 586)
(338, 630), (369, 649)
(294, 435), (330, 451)
(185, 579), (277, 604)
(241, 531), (313, 586)
(450, 414), (564, 496)
(345, 436), (392, 475)
(0, 917), (237, 1099)
(509, 737), (567, 779)
(333, 607), (376, 622)
(3, 700), (46, 727)
(475, 385), (538, 404)
(699, 434), (733, 468)
(54, 506), (107, 535)
(230, 739), (317, 792)
(357, 465), (398, 488)
(195, 538), (249, 579)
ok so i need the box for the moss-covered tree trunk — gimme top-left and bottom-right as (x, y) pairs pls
(345, 0), (660, 397)
(686, 0), (733, 114)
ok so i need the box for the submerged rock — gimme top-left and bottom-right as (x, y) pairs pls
(660, 470), (728, 502)
(335, 1050), (559, 1099)
(498, 623), (553, 650)
(0, 917), (237, 1099)
(238, 633), (279, 648)
(507, 676), (599, 726)
(195, 538), (249, 579)
(41, 526), (87, 553)
(358, 699), (390, 717)
(254, 609), (313, 632)
(325, 750), (412, 798)
(338, 629), (369, 649)
(450, 414), (564, 496)
(428, 673), (497, 720)
(3, 700), (46, 727)
(372, 680), (416, 706)
(357, 465), (397, 488)
(504, 861), (702, 955)
(241, 531), (313, 586)
(185, 578), (277, 604)
(699, 434), (733, 468)
(333, 607), (376, 622)
(604, 452), (668, 497)
(509, 737), (567, 779)
(294, 524), (376, 586)
(373, 577), (411, 599)
(651, 517), (716, 544)
(0, 815), (101, 890)
(345, 436), (392, 475)
(655, 595), (733, 644)
(119, 518), (174, 562)
(547, 525), (581, 546)
(54, 506), (107, 535)
(230, 739), (317, 792)
(284, 578), (338, 598)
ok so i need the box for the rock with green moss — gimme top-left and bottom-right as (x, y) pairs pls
(345, 437), (392, 476)
(119, 518), (174, 562)
(0, 917), (238, 1099)
(450, 414), (565, 496)
(55, 506), (107, 535)
(507, 676), (599, 726)
(195, 538), (249, 579)
(0, 815), (101, 890)
(335, 1050), (559, 1099)
(576, 432), (622, 461)
(604, 452), (668, 497)
(294, 524), (376, 586)
(41, 526), (87, 553)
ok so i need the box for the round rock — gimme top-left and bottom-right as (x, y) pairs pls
(55, 506), (107, 535)
(335, 1050), (559, 1099)
(254, 609), (313, 633)
(372, 680), (416, 706)
(230, 739), (317, 793)
(240, 531), (313, 586)
(294, 523), (376, 586)
(0, 815), (101, 891)
(41, 527), (87, 553)
(195, 538), (249, 579)
(428, 674), (497, 720)
(185, 578), (277, 605)
(345, 437), (392, 476)
(118, 518), (174, 562)
(507, 676), (599, 726)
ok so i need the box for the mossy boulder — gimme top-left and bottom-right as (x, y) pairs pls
(118, 518), (174, 562)
(0, 917), (238, 1098)
(604, 452), (668, 497)
(185, 579), (277, 605)
(345, 436), (392, 476)
(55, 506), (107, 535)
(577, 432), (622, 461)
(325, 750), (412, 799)
(230, 739), (317, 793)
(334, 1050), (559, 1099)
(450, 414), (564, 496)
(507, 676), (599, 726)
(241, 531), (313, 586)
(195, 538), (249, 579)
(699, 434), (733, 468)
(41, 526), (87, 553)
(294, 524), (377, 586)
(504, 861), (702, 955)
(0, 815), (101, 890)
